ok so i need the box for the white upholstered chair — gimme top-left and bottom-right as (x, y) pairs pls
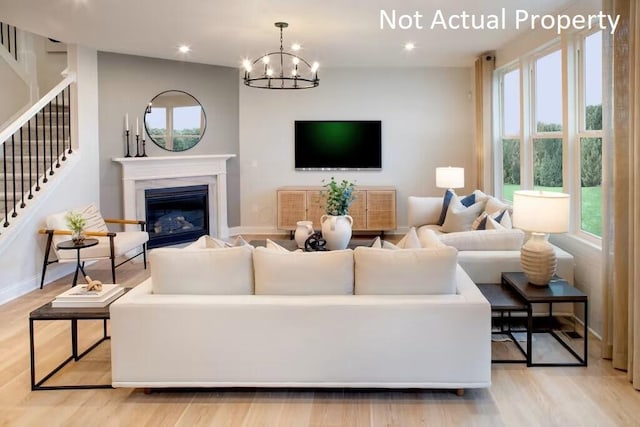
(39, 203), (148, 288)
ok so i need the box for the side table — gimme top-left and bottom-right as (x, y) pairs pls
(502, 272), (588, 367)
(29, 288), (130, 390)
(477, 283), (528, 364)
(56, 238), (99, 287)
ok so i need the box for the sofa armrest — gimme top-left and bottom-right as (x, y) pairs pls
(407, 196), (443, 227)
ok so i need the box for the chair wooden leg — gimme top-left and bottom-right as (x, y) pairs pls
(40, 233), (54, 289)
(111, 258), (116, 284)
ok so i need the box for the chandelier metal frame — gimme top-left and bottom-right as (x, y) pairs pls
(243, 22), (319, 90)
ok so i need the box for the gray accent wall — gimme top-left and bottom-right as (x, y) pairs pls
(97, 52), (240, 226)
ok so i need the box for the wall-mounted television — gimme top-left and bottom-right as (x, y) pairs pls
(294, 120), (382, 171)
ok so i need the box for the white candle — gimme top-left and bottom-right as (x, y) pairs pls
(136, 117), (139, 135)
(125, 113), (129, 131)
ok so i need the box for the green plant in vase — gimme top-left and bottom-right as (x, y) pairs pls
(320, 177), (356, 250)
(65, 211), (87, 243)
(322, 177), (356, 215)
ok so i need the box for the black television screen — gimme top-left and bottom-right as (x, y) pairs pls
(294, 121), (382, 170)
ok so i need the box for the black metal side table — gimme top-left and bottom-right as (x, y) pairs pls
(502, 272), (588, 367)
(56, 238), (99, 287)
(29, 288), (130, 390)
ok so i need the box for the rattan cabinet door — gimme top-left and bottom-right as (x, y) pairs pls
(306, 190), (326, 231)
(349, 191), (367, 230)
(366, 190), (396, 230)
(277, 190), (307, 230)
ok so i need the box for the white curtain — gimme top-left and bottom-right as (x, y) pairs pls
(602, 0), (640, 389)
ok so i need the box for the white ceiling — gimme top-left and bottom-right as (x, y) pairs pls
(0, 0), (575, 68)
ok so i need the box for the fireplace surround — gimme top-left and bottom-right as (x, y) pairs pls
(113, 155), (235, 242)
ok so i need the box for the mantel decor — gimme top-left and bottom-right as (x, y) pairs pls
(242, 22), (319, 90)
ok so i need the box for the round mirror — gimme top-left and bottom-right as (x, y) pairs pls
(144, 90), (206, 152)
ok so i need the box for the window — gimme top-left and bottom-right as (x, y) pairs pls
(533, 49), (563, 191)
(578, 31), (603, 237)
(494, 32), (604, 242)
(500, 68), (520, 201)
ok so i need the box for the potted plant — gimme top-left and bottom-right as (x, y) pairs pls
(65, 211), (87, 243)
(320, 177), (356, 250)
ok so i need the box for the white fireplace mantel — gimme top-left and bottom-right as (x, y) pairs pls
(113, 155), (236, 238)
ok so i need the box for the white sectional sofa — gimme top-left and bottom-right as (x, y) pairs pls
(407, 195), (575, 284)
(110, 244), (491, 391)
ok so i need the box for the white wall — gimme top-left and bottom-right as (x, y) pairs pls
(0, 57), (29, 128)
(239, 67), (475, 233)
(0, 45), (100, 304)
(33, 35), (67, 95)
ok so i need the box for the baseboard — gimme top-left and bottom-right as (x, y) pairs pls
(0, 263), (75, 306)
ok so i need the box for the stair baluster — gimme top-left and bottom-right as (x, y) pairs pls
(48, 102), (53, 176)
(55, 94), (60, 168)
(27, 119), (33, 199)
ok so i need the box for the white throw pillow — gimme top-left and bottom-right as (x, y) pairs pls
(382, 240), (401, 250)
(151, 246), (254, 295)
(185, 235), (248, 249)
(371, 236), (382, 248)
(396, 227), (422, 249)
(439, 229), (525, 251)
(265, 239), (303, 253)
(354, 247), (458, 295)
(417, 228), (446, 248)
(440, 197), (485, 233)
(472, 209), (512, 230)
(253, 247), (354, 295)
(485, 197), (513, 216)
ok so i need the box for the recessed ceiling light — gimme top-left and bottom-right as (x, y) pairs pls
(178, 45), (191, 53)
(291, 43), (301, 51)
(404, 42), (415, 51)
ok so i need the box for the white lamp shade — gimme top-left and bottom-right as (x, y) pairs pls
(512, 190), (570, 233)
(436, 167), (464, 189)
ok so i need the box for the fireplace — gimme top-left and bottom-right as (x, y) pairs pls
(145, 185), (209, 248)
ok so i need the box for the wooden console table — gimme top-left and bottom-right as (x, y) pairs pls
(277, 186), (396, 234)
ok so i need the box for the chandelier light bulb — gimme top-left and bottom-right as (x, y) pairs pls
(291, 43), (301, 51)
(311, 62), (319, 72)
(404, 42), (415, 51)
(262, 56), (270, 64)
(242, 59), (252, 72)
(266, 68), (273, 77)
(178, 45), (191, 53)
(292, 57), (300, 65)
(291, 69), (297, 76)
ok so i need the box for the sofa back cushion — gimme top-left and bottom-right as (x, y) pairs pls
(254, 247), (354, 295)
(354, 246), (458, 295)
(407, 196), (443, 227)
(150, 246), (254, 295)
(439, 229), (525, 251)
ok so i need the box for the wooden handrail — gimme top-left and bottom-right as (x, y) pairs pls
(103, 218), (145, 225)
(38, 228), (116, 237)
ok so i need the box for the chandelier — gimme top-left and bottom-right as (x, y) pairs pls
(242, 22), (319, 89)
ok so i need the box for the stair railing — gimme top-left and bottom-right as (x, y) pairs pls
(0, 72), (76, 233)
(0, 22), (18, 61)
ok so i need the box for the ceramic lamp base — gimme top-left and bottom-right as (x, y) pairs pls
(520, 232), (557, 286)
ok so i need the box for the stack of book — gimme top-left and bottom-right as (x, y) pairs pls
(52, 284), (125, 308)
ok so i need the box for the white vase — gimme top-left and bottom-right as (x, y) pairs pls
(294, 220), (314, 248)
(320, 214), (353, 250)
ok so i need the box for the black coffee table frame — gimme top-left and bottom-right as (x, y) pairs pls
(29, 290), (129, 390)
(502, 272), (588, 367)
(477, 283), (528, 364)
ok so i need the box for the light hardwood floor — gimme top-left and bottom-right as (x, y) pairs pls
(1, 242), (639, 426)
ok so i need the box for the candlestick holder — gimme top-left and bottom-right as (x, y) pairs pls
(134, 135), (142, 157)
(141, 138), (148, 157)
(124, 130), (131, 157)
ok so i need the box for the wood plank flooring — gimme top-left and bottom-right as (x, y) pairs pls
(1, 240), (639, 426)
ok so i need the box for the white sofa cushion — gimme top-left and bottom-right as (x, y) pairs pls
(437, 229), (525, 251)
(150, 246), (254, 295)
(354, 246), (458, 295)
(185, 235), (248, 249)
(396, 227), (422, 249)
(417, 228), (446, 248)
(407, 196), (443, 227)
(440, 196), (485, 233)
(253, 247), (354, 295)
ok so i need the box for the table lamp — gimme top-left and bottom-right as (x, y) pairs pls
(512, 190), (570, 286)
(436, 167), (464, 189)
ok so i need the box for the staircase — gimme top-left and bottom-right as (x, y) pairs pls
(0, 80), (75, 241)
